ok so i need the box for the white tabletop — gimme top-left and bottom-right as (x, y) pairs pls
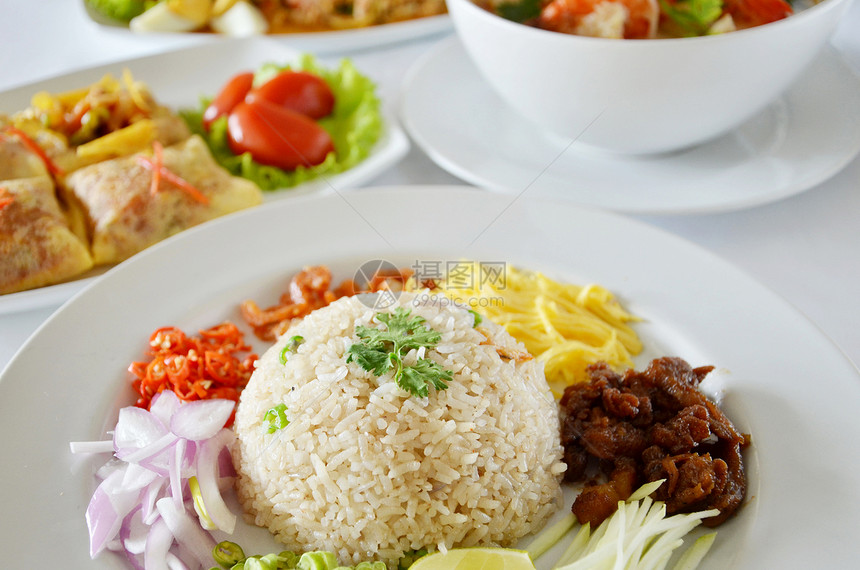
(1, 0), (859, 373)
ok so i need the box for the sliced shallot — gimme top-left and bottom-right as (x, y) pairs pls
(72, 397), (238, 569)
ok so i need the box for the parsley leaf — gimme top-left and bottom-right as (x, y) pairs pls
(347, 308), (453, 397)
(496, 0), (543, 23)
(659, 0), (724, 36)
(346, 342), (392, 376)
(399, 359), (454, 398)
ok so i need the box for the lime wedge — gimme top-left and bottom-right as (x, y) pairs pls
(410, 548), (536, 570)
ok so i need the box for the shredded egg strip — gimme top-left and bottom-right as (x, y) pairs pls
(413, 263), (642, 397)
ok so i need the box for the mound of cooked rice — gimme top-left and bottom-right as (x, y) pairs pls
(233, 291), (566, 566)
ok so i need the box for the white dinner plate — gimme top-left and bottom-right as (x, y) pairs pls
(82, 0), (452, 54)
(401, 37), (860, 215)
(0, 37), (409, 314)
(1, 186), (859, 568)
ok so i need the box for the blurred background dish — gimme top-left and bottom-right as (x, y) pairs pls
(82, 0), (452, 52)
(0, 38), (409, 313)
(400, 37), (860, 215)
(446, 0), (853, 154)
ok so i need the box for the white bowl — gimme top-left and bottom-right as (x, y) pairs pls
(447, 0), (852, 154)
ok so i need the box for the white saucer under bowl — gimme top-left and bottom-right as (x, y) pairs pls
(400, 37), (860, 215)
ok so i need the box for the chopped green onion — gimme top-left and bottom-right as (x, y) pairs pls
(298, 551), (339, 570)
(210, 541), (386, 570)
(280, 335), (305, 364)
(398, 549), (429, 569)
(467, 309), (482, 327)
(242, 557), (268, 570)
(263, 403), (289, 434)
(213, 541), (245, 567)
(260, 552), (293, 568)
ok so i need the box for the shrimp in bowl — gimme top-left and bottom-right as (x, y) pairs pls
(537, 0), (659, 39)
(481, 0), (795, 38)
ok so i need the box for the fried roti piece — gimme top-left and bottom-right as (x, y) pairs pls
(65, 135), (262, 265)
(0, 176), (93, 294)
(0, 135), (49, 181)
(0, 115), (70, 180)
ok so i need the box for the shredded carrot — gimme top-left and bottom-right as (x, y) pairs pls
(0, 188), (13, 211)
(137, 144), (209, 205)
(157, 165), (210, 204)
(148, 140), (163, 197)
(128, 322), (257, 425)
(0, 126), (65, 176)
(240, 265), (414, 341)
(65, 100), (91, 135)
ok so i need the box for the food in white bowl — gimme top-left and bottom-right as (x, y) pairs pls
(475, 0), (804, 39)
(447, 0), (852, 154)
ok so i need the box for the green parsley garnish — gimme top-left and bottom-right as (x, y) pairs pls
(347, 308), (453, 398)
(658, 0), (723, 36)
(264, 403), (289, 434)
(279, 335), (305, 365)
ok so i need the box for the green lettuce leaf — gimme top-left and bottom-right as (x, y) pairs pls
(659, 0), (724, 36)
(495, 0), (543, 23)
(180, 54), (383, 192)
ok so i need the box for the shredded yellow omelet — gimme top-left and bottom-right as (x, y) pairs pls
(412, 262), (642, 397)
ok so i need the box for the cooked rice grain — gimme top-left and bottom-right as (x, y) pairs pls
(233, 292), (566, 566)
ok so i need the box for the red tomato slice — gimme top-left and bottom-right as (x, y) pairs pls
(203, 71), (255, 130)
(227, 99), (335, 171)
(247, 71), (335, 120)
(724, 0), (792, 28)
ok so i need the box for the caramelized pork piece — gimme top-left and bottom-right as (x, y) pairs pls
(571, 457), (637, 527)
(560, 356), (749, 527)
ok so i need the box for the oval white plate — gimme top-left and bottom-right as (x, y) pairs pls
(0, 37), (409, 314)
(82, 0), (452, 54)
(401, 37), (860, 215)
(1, 186), (859, 568)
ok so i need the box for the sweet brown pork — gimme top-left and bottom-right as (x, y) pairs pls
(559, 357), (749, 527)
